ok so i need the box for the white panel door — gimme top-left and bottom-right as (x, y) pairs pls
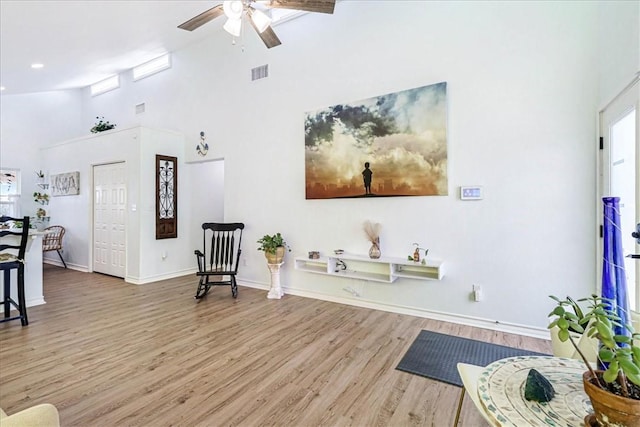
(601, 78), (639, 310)
(93, 162), (126, 278)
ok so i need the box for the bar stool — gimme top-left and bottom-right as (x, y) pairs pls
(0, 216), (30, 326)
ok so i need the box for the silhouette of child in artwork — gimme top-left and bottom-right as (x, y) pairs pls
(362, 162), (373, 195)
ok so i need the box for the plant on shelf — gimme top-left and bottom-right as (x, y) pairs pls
(90, 116), (116, 133)
(257, 233), (290, 264)
(33, 191), (49, 205)
(548, 294), (640, 425)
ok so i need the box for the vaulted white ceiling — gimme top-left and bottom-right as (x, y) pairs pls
(0, 1), (230, 95)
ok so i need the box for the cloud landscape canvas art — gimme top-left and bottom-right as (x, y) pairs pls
(304, 82), (448, 199)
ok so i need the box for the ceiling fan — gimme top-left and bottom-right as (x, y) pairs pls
(178, 0), (336, 49)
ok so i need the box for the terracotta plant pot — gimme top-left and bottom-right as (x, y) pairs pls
(583, 371), (640, 427)
(265, 246), (285, 264)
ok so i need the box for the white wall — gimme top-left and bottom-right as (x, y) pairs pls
(40, 127), (186, 281)
(2, 1), (637, 336)
(597, 0), (640, 106)
(0, 90), (84, 215)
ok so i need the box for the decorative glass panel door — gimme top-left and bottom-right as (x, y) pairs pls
(155, 155), (178, 239)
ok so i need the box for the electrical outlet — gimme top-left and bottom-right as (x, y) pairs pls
(473, 284), (483, 302)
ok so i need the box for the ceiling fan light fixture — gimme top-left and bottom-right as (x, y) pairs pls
(223, 18), (242, 37)
(223, 1), (244, 20)
(249, 8), (272, 33)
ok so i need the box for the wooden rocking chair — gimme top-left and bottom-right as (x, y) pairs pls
(194, 222), (244, 299)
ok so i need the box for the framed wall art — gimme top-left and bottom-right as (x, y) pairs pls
(51, 171), (80, 196)
(304, 81), (448, 199)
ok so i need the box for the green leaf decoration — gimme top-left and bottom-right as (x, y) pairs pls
(558, 329), (570, 342)
(615, 335), (632, 344)
(620, 358), (640, 375)
(558, 318), (569, 330)
(603, 364), (618, 383)
(627, 372), (640, 387)
(599, 348), (614, 362)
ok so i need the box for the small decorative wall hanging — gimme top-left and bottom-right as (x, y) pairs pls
(196, 131), (209, 156)
(304, 81), (448, 199)
(51, 171), (80, 196)
(156, 155), (178, 239)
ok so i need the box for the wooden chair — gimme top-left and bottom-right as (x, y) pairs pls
(0, 216), (30, 326)
(194, 222), (244, 299)
(42, 225), (67, 268)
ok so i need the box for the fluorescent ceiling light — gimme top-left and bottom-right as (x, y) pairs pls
(31, 63), (44, 69)
(90, 75), (119, 96)
(133, 54), (171, 81)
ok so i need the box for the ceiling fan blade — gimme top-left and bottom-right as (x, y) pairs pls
(246, 8), (281, 48)
(250, 22), (282, 49)
(178, 4), (225, 31)
(267, 0), (336, 14)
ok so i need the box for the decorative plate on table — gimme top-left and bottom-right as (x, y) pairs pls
(477, 356), (593, 426)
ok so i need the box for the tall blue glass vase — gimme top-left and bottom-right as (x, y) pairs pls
(602, 197), (630, 337)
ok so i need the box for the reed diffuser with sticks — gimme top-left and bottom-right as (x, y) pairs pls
(363, 220), (382, 259)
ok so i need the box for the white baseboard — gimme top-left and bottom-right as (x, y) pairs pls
(126, 268), (195, 285)
(43, 259), (89, 272)
(27, 297), (46, 308)
(238, 279), (550, 341)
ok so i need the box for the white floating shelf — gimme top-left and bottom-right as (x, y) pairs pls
(294, 253), (444, 283)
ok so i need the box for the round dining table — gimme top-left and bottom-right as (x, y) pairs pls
(477, 355), (593, 426)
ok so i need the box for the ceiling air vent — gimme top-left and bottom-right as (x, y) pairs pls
(251, 64), (269, 81)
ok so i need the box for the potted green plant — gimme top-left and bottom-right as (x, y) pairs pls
(257, 233), (290, 264)
(33, 191), (49, 205)
(90, 116), (116, 133)
(548, 294), (640, 426)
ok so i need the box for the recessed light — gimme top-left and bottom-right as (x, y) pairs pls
(0, 86), (5, 91)
(31, 63), (44, 69)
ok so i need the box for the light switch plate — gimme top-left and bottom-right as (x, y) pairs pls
(460, 186), (483, 200)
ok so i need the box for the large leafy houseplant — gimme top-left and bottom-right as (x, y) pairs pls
(257, 233), (290, 264)
(257, 233), (290, 254)
(549, 295), (640, 397)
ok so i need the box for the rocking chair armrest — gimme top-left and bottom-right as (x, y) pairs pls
(194, 249), (205, 272)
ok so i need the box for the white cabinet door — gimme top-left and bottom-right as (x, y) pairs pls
(93, 162), (126, 278)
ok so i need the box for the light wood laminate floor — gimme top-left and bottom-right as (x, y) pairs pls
(0, 265), (551, 426)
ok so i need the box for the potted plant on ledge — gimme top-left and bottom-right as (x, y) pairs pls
(257, 233), (290, 264)
(548, 294), (640, 426)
